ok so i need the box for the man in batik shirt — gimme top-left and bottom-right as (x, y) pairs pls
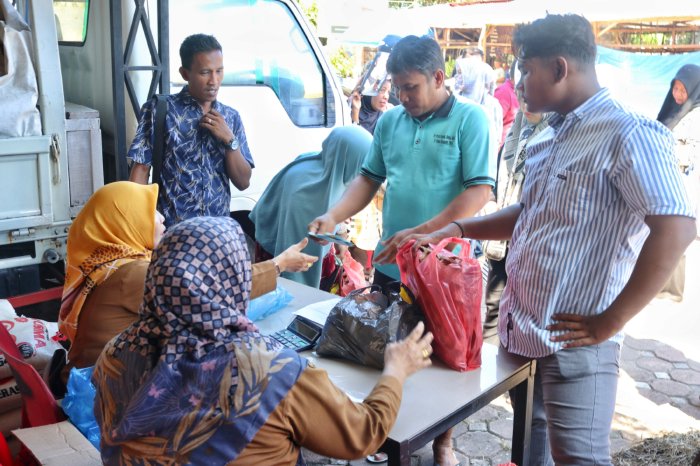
(129, 34), (253, 227)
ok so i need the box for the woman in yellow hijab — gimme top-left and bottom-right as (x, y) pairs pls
(59, 181), (317, 373)
(59, 181), (163, 370)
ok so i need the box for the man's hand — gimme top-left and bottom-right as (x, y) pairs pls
(373, 227), (417, 264)
(200, 108), (234, 144)
(307, 213), (339, 245)
(547, 312), (624, 349)
(201, 109), (252, 190)
(398, 223), (461, 252)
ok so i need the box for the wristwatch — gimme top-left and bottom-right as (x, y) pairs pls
(227, 136), (240, 151)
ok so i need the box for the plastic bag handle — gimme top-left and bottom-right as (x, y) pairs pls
(425, 236), (471, 262)
(345, 284), (382, 297)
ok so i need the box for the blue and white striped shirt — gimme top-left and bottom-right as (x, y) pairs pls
(499, 88), (695, 358)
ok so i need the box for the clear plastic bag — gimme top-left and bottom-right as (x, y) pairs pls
(397, 238), (482, 371)
(0, 0), (42, 137)
(316, 284), (423, 369)
(63, 366), (100, 450)
(0, 301), (65, 380)
(247, 284), (293, 322)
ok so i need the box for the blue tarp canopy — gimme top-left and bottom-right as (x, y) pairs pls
(596, 47), (700, 118)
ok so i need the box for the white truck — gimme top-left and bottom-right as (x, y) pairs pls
(0, 0), (348, 304)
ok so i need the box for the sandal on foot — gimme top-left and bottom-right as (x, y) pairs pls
(433, 449), (461, 466)
(367, 452), (388, 464)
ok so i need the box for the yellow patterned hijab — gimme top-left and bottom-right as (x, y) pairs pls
(59, 181), (158, 341)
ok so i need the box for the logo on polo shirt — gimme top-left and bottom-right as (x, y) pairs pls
(433, 134), (455, 146)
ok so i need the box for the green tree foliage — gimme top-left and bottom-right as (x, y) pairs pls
(298, 0), (318, 30)
(330, 47), (354, 78)
(445, 57), (456, 78)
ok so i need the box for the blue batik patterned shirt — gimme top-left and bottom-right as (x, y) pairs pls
(128, 87), (254, 227)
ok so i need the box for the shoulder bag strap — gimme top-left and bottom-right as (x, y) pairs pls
(151, 94), (167, 188)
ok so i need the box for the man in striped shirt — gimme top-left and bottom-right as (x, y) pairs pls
(406, 14), (696, 466)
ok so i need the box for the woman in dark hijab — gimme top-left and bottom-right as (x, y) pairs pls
(349, 79), (392, 135)
(657, 64), (700, 130)
(656, 64), (700, 301)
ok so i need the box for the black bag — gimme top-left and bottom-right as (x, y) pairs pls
(151, 94), (168, 188)
(315, 283), (423, 369)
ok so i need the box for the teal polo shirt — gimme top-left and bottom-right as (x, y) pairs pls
(360, 94), (494, 279)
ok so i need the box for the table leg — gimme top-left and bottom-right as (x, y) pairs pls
(385, 440), (411, 466)
(510, 360), (535, 465)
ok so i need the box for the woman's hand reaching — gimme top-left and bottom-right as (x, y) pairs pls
(274, 238), (318, 273)
(382, 321), (433, 384)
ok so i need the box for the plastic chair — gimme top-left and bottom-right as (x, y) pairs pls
(0, 432), (13, 466)
(0, 324), (65, 428)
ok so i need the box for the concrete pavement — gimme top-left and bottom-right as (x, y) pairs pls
(304, 239), (700, 465)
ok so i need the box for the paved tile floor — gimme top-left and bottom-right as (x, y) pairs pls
(304, 240), (700, 465)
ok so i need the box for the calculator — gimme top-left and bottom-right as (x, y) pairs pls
(270, 315), (323, 352)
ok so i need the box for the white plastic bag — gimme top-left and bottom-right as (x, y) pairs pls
(0, 0), (42, 137)
(0, 300), (63, 380)
(0, 376), (20, 414)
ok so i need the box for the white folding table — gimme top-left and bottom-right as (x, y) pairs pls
(257, 278), (535, 466)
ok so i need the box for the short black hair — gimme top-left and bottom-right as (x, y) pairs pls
(465, 46), (484, 58)
(179, 34), (222, 70)
(387, 35), (444, 78)
(513, 14), (596, 65)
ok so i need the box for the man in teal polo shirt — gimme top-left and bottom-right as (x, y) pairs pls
(310, 35), (493, 284)
(310, 36), (492, 464)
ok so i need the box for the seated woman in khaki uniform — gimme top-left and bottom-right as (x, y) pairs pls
(93, 216), (434, 465)
(59, 181), (317, 371)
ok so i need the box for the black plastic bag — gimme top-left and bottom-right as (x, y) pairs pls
(315, 283), (423, 369)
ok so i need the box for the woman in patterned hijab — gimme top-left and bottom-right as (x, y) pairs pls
(94, 216), (306, 464)
(94, 216), (434, 465)
(59, 181), (315, 375)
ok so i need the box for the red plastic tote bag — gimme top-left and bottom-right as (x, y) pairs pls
(397, 237), (482, 371)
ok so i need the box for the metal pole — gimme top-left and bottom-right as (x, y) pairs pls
(110, 0), (128, 181)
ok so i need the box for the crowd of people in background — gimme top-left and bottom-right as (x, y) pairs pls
(55, 12), (697, 466)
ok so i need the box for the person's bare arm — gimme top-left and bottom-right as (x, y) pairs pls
(289, 322), (433, 459)
(549, 215), (696, 347)
(374, 184), (492, 264)
(350, 90), (361, 125)
(308, 175), (381, 240)
(400, 202), (524, 251)
(223, 148), (252, 191)
(129, 163), (150, 184)
(201, 109), (252, 190)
